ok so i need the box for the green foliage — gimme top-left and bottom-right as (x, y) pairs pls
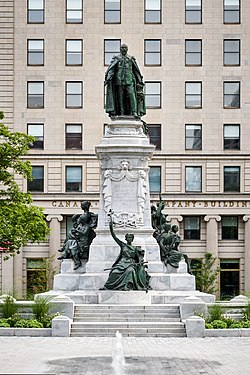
(205, 322), (213, 329)
(242, 299), (250, 321)
(0, 112), (50, 257)
(222, 317), (235, 328)
(210, 320), (227, 329)
(31, 296), (56, 327)
(207, 304), (225, 323)
(0, 294), (19, 318)
(192, 252), (220, 294)
(14, 319), (43, 328)
(0, 318), (10, 327)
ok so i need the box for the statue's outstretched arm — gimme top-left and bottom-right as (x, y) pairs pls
(109, 218), (123, 247)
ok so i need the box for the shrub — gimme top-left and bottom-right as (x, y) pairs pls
(211, 320), (227, 329)
(205, 322), (213, 329)
(242, 299), (250, 321)
(193, 253), (220, 294)
(0, 294), (19, 318)
(222, 317), (235, 328)
(0, 318), (10, 327)
(31, 296), (57, 327)
(14, 319), (43, 328)
(207, 304), (224, 323)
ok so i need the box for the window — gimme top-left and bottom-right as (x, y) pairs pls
(224, 82), (240, 108)
(27, 82), (44, 108)
(221, 217), (238, 240)
(149, 166), (161, 193)
(185, 40), (202, 66)
(224, 124), (240, 150)
(224, 39), (240, 66)
(147, 124), (161, 150)
(66, 81), (83, 108)
(65, 124), (82, 149)
(220, 259), (240, 300)
(66, 40), (82, 66)
(224, 166), (240, 192)
(27, 124), (44, 149)
(27, 40), (44, 66)
(145, 81), (161, 108)
(66, 0), (83, 23)
(184, 217), (200, 240)
(27, 0), (44, 23)
(144, 40), (161, 66)
(104, 39), (121, 66)
(104, 0), (121, 23)
(145, 0), (161, 23)
(224, 0), (240, 24)
(66, 166), (82, 192)
(26, 259), (47, 296)
(185, 82), (202, 108)
(185, 166), (202, 192)
(185, 0), (202, 24)
(27, 166), (44, 192)
(185, 124), (202, 150)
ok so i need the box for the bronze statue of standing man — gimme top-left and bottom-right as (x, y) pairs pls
(104, 44), (146, 118)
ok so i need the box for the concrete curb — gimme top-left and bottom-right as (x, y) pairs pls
(0, 328), (52, 337)
(205, 328), (250, 337)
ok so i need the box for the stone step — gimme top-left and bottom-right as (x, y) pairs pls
(73, 316), (181, 322)
(70, 327), (186, 337)
(74, 304), (180, 312)
(71, 322), (184, 329)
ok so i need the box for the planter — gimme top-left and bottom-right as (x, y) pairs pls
(205, 328), (250, 337)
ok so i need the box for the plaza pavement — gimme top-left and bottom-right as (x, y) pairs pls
(0, 336), (250, 374)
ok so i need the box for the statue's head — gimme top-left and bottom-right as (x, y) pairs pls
(81, 201), (91, 211)
(171, 225), (179, 233)
(120, 44), (128, 55)
(125, 233), (134, 244)
(163, 223), (171, 232)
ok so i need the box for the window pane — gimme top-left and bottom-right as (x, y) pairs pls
(28, 82), (43, 94)
(29, 0), (43, 8)
(145, 0), (161, 10)
(28, 40), (44, 65)
(67, 0), (82, 9)
(224, 125), (239, 137)
(145, 82), (160, 94)
(186, 125), (202, 150)
(105, 0), (120, 23)
(28, 166), (44, 192)
(186, 167), (201, 192)
(149, 167), (161, 192)
(66, 124), (82, 149)
(147, 124), (161, 150)
(184, 216), (200, 240)
(224, 125), (240, 150)
(66, 166), (82, 192)
(145, 10), (161, 23)
(67, 82), (82, 94)
(186, 82), (201, 94)
(224, 166), (240, 192)
(222, 217), (238, 240)
(104, 40), (121, 65)
(105, 0), (120, 10)
(67, 40), (81, 52)
(28, 124), (44, 149)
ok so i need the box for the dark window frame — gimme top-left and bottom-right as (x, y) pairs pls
(223, 81), (240, 109)
(223, 124), (240, 150)
(27, 81), (44, 109)
(27, 123), (44, 149)
(27, 39), (44, 66)
(220, 259), (240, 300)
(65, 39), (83, 66)
(145, 81), (162, 109)
(65, 81), (83, 109)
(185, 0), (202, 24)
(185, 124), (202, 150)
(27, 0), (45, 24)
(224, 0), (240, 24)
(185, 81), (202, 109)
(104, 39), (121, 66)
(104, 0), (121, 24)
(223, 39), (240, 66)
(185, 166), (202, 193)
(224, 166), (240, 192)
(27, 165), (44, 192)
(184, 216), (201, 240)
(65, 123), (82, 150)
(221, 216), (238, 240)
(66, 0), (83, 24)
(65, 165), (82, 192)
(185, 39), (202, 66)
(144, 0), (162, 24)
(147, 124), (161, 150)
(144, 39), (162, 66)
(149, 166), (161, 193)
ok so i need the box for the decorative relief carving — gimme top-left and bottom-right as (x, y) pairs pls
(102, 159), (147, 228)
(106, 125), (144, 136)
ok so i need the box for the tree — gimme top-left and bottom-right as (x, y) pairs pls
(192, 252), (220, 295)
(0, 112), (50, 259)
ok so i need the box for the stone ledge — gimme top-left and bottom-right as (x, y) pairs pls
(0, 328), (52, 337)
(205, 328), (250, 337)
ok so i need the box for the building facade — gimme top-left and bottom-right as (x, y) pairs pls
(0, 0), (250, 299)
